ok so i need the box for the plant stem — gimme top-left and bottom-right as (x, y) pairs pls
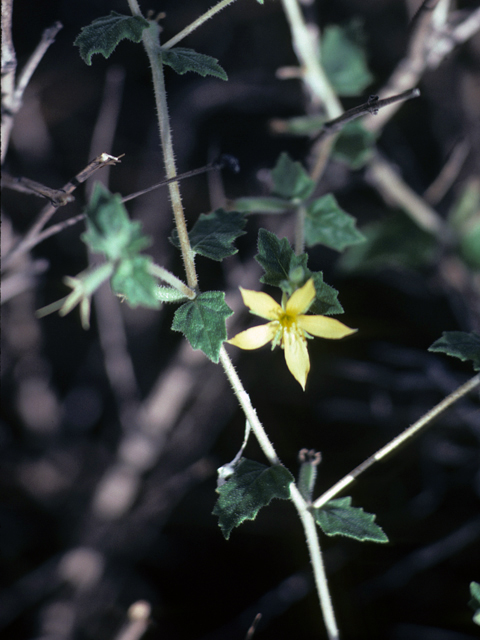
(128, 1), (198, 290)
(290, 484), (339, 640)
(162, 0), (239, 50)
(148, 263), (195, 299)
(294, 204), (306, 255)
(219, 347), (280, 465)
(313, 373), (480, 510)
(280, 0), (342, 117)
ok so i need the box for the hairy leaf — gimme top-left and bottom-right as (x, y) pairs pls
(74, 11), (149, 65)
(213, 458), (294, 539)
(321, 20), (374, 96)
(429, 332), (480, 371)
(171, 209), (247, 261)
(271, 153), (315, 201)
(305, 194), (365, 251)
(255, 229), (343, 315)
(111, 256), (161, 309)
(82, 183), (151, 261)
(172, 291), (233, 362)
(314, 497), (388, 543)
(161, 47), (227, 80)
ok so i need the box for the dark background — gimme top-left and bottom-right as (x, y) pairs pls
(2, 1), (480, 639)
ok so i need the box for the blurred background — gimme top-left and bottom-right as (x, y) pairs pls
(1, 1), (480, 639)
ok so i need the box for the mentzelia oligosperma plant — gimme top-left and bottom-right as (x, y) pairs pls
(3, 0), (480, 638)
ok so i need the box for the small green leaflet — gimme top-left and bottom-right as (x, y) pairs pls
(448, 178), (480, 270)
(332, 122), (376, 169)
(321, 20), (374, 96)
(74, 11), (149, 65)
(429, 332), (480, 371)
(82, 183), (151, 262)
(171, 208), (246, 261)
(161, 47), (227, 81)
(255, 229), (344, 315)
(213, 458), (294, 540)
(470, 582), (480, 626)
(314, 497), (388, 543)
(172, 291), (233, 362)
(305, 194), (365, 251)
(271, 153), (315, 202)
(111, 256), (161, 309)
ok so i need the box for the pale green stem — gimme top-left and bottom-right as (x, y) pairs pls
(313, 373), (480, 510)
(219, 347), (280, 465)
(280, 0), (342, 118)
(162, 0), (239, 50)
(128, 1), (198, 290)
(148, 263), (196, 299)
(290, 483), (339, 640)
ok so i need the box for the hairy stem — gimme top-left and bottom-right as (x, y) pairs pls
(220, 347), (280, 465)
(290, 484), (339, 640)
(148, 264), (196, 299)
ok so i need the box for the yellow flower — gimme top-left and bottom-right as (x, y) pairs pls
(227, 279), (356, 390)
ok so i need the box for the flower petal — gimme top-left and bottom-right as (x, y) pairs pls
(286, 278), (316, 315)
(239, 288), (283, 320)
(227, 322), (278, 349)
(283, 329), (310, 390)
(297, 315), (357, 339)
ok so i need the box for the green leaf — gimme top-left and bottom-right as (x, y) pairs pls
(338, 213), (437, 273)
(171, 208), (247, 261)
(74, 11), (149, 65)
(470, 582), (480, 626)
(332, 121), (376, 169)
(233, 196), (293, 214)
(82, 183), (151, 262)
(305, 194), (365, 251)
(271, 153), (315, 201)
(255, 229), (343, 315)
(161, 47), (227, 80)
(111, 256), (161, 309)
(314, 497), (388, 543)
(429, 332), (480, 371)
(171, 291), (233, 362)
(213, 458), (294, 539)
(321, 20), (374, 96)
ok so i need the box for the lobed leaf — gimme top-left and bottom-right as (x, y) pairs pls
(255, 229), (343, 315)
(82, 183), (151, 262)
(271, 153), (315, 201)
(213, 458), (294, 539)
(171, 291), (233, 362)
(314, 497), (388, 543)
(321, 20), (374, 96)
(305, 193), (365, 251)
(111, 256), (161, 309)
(171, 208), (247, 261)
(161, 47), (227, 80)
(429, 332), (480, 371)
(74, 11), (149, 65)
